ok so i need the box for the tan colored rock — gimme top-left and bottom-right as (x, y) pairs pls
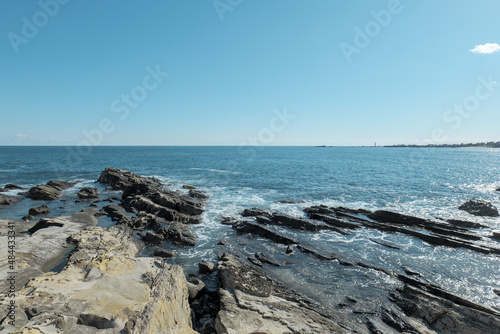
(0, 213), (98, 293)
(0, 225), (197, 334)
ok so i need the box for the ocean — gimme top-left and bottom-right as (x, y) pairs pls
(1, 146), (500, 312)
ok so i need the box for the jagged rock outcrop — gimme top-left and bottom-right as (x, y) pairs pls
(97, 168), (205, 247)
(215, 253), (347, 333)
(392, 276), (500, 333)
(302, 205), (500, 255)
(97, 167), (161, 192)
(458, 198), (499, 217)
(122, 195), (202, 225)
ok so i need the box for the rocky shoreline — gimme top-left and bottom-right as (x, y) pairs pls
(1, 167), (499, 333)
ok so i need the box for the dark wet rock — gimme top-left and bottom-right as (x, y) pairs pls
(157, 221), (197, 246)
(22, 215), (35, 221)
(28, 219), (64, 234)
(28, 205), (50, 216)
(89, 203), (97, 207)
(402, 267), (422, 276)
(496, 188), (500, 192)
(187, 278), (206, 302)
(77, 187), (99, 199)
(215, 253), (347, 333)
(296, 244), (337, 261)
(247, 255), (263, 267)
(393, 275), (500, 333)
(142, 231), (164, 244)
(103, 196), (120, 202)
(189, 189), (209, 200)
(154, 248), (176, 258)
(5, 183), (26, 190)
(241, 207), (273, 219)
(97, 167), (161, 192)
(369, 210), (429, 227)
(445, 218), (488, 229)
(220, 216), (237, 225)
(99, 204), (132, 224)
(122, 195), (202, 225)
(458, 198), (499, 217)
(0, 194), (22, 205)
(46, 180), (76, 191)
(307, 212), (361, 229)
(27, 184), (61, 200)
(255, 252), (280, 266)
(0, 188), (6, 192)
(234, 221), (297, 245)
(369, 238), (401, 250)
(286, 245), (295, 254)
(307, 204), (500, 255)
(494, 289), (500, 297)
(304, 205), (338, 216)
(218, 239), (228, 246)
(146, 191), (204, 216)
(198, 260), (216, 274)
(491, 232), (500, 241)
(277, 199), (305, 204)
(273, 213), (333, 231)
(183, 185), (196, 190)
(244, 208), (342, 232)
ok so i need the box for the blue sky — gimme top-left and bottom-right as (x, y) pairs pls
(0, 0), (499, 146)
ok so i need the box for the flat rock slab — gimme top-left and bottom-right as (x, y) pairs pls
(0, 213), (97, 293)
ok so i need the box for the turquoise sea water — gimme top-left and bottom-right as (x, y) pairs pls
(1, 146), (500, 311)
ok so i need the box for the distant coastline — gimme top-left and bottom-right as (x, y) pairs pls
(315, 141), (500, 148)
(384, 141), (500, 148)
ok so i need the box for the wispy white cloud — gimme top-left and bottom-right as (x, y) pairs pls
(470, 43), (500, 54)
(16, 133), (27, 138)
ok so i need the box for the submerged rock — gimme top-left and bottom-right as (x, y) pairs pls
(458, 198), (499, 217)
(189, 189), (209, 199)
(0, 194), (22, 205)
